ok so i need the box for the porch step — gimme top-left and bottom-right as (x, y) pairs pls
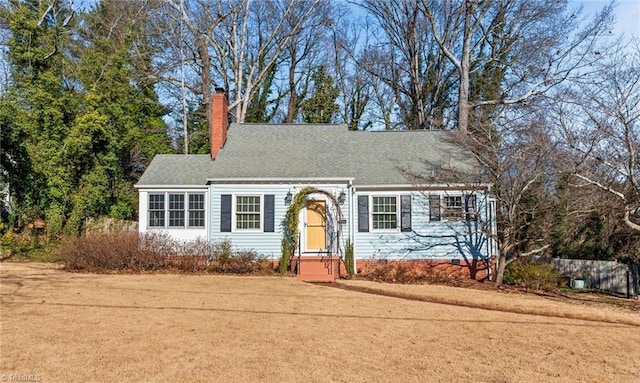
(294, 256), (339, 282)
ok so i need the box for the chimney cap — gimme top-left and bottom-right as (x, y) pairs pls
(214, 87), (226, 94)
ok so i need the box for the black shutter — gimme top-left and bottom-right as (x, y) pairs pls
(221, 194), (232, 232)
(401, 195), (412, 232)
(429, 194), (441, 222)
(264, 195), (275, 232)
(358, 195), (369, 232)
(465, 194), (477, 221)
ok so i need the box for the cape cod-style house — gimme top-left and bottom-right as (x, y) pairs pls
(135, 90), (498, 281)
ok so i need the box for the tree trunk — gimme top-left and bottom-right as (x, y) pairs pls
(457, 1), (473, 134)
(285, 38), (299, 123)
(286, 88), (298, 123)
(197, 36), (212, 148)
(494, 252), (508, 285)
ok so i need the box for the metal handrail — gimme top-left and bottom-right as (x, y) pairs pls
(336, 230), (342, 278)
(297, 231), (301, 275)
(295, 231), (344, 278)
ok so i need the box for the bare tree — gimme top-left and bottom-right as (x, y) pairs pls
(329, 13), (379, 130)
(160, 0), (322, 131)
(557, 41), (640, 234)
(214, 0), (323, 123)
(281, 0), (333, 123)
(159, 0), (228, 152)
(487, 113), (556, 283)
(420, 0), (615, 133)
(413, 1), (616, 283)
(357, 0), (452, 130)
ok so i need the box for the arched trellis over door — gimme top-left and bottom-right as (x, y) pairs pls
(279, 186), (345, 274)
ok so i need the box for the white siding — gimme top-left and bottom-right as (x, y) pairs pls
(138, 189), (208, 242)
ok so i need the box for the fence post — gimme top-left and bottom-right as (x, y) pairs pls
(631, 262), (639, 298)
(627, 268), (631, 299)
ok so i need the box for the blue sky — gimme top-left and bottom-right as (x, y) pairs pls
(73, 0), (638, 40)
(573, 0), (640, 39)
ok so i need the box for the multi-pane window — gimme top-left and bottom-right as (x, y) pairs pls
(168, 194), (185, 227)
(188, 194), (205, 228)
(236, 195), (261, 230)
(149, 194), (165, 227)
(443, 196), (463, 220)
(430, 194), (477, 222)
(148, 192), (205, 229)
(372, 196), (397, 230)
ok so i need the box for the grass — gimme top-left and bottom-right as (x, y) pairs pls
(1, 262), (639, 382)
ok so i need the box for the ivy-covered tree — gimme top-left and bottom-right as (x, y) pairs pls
(0, 99), (33, 217)
(2, 0), (77, 232)
(1, 0), (172, 235)
(301, 65), (339, 123)
(64, 0), (172, 233)
(245, 63), (279, 123)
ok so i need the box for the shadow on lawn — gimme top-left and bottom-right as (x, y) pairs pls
(2, 299), (636, 329)
(321, 282), (640, 328)
(2, 263), (637, 328)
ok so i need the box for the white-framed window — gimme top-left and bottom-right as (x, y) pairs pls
(147, 192), (206, 229)
(188, 194), (205, 228)
(148, 194), (165, 228)
(235, 195), (261, 230)
(168, 193), (185, 227)
(371, 195), (398, 230)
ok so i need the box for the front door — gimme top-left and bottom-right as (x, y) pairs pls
(306, 200), (326, 251)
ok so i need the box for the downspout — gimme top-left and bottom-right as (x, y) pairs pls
(349, 181), (356, 276)
(487, 192), (495, 282)
(484, 193), (491, 281)
(207, 182), (213, 264)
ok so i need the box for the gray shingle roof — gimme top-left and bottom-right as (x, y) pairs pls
(136, 154), (214, 186)
(136, 124), (481, 187)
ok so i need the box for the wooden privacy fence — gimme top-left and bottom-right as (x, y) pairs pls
(85, 218), (138, 234)
(540, 258), (639, 297)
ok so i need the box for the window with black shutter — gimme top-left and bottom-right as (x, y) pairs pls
(429, 194), (441, 222)
(358, 195), (369, 232)
(220, 194), (232, 232)
(401, 195), (411, 232)
(464, 194), (477, 221)
(263, 195), (275, 232)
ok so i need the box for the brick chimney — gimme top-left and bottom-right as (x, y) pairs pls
(211, 88), (228, 160)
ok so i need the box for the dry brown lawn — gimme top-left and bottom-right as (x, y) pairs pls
(1, 262), (639, 383)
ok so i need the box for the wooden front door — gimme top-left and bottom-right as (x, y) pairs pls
(306, 200), (326, 251)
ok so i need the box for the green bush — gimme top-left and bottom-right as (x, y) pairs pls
(279, 238), (290, 275)
(1, 230), (58, 262)
(503, 259), (560, 291)
(344, 240), (354, 279)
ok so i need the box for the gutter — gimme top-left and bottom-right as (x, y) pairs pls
(353, 183), (493, 191)
(134, 184), (208, 189)
(206, 177), (355, 184)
